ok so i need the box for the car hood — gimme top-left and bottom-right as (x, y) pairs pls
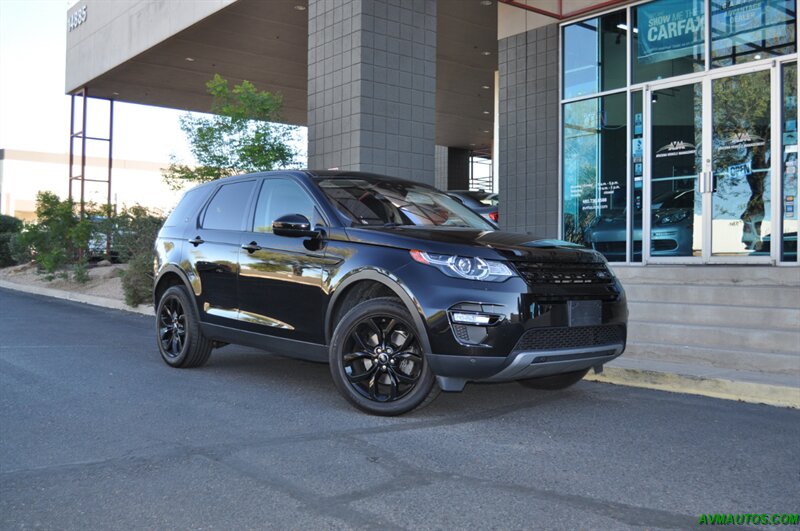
(346, 226), (601, 263)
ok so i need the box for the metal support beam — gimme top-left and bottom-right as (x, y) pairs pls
(68, 88), (115, 256)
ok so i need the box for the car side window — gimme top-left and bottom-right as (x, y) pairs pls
(164, 187), (212, 227)
(253, 179), (322, 233)
(202, 181), (255, 231)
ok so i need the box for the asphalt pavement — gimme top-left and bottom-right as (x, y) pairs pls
(1, 287), (798, 530)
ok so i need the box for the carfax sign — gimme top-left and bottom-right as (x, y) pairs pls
(637, 0), (704, 64)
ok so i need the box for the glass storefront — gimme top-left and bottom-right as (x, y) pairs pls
(561, 0), (798, 264)
(563, 94), (627, 261)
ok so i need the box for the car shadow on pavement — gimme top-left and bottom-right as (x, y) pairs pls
(199, 344), (600, 420)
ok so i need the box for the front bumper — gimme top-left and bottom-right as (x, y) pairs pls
(427, 342), (624, 391)
(395, 261), (628, 390)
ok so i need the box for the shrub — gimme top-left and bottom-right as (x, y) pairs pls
(114, 205), (165, 261)
(0, 214), (23, 267)
(0, 233), (15, 267)
(18, 192), (92, 276)
(122, 254), (155, 306)
(115, 205), (164, 306)
(0, 214), (22, 234)
(72, 259), (90, 284)
(7, 233), (32, 264)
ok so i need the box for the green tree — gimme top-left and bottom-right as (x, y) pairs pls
(163, 74), (299, 190)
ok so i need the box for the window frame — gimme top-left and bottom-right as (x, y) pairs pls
(248, 176), (332, 234)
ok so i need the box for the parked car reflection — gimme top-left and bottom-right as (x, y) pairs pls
(447, 190), (499, 224)
(583, 189), (695, 259)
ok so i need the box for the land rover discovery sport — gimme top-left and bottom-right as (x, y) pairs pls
(153, 171), (627, 415)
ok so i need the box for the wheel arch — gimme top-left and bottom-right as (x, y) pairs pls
(325, 269), (432, 353)
(153, 266), (196, 310)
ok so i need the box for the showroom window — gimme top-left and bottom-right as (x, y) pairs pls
(563, 10), (627, 99)
(632, 0), (705, 83)
(562, 93), (627, 261)
(711, 0), (797, 68)
(561, 0), (798, 263)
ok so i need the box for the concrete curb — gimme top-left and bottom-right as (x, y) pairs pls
(2, 278), (797, 408)
(585, 366), (800, 409)
(0, 279), (153, 316)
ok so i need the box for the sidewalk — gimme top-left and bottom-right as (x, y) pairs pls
(2, 278), (797, 409)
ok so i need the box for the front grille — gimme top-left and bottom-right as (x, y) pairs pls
(512, 325), (626, 352)
(513, 261), (614, 285)
(513, 260), (620, 302)
(652, 239), (678, 251)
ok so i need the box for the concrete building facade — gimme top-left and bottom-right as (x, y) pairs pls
(62, 0), (799, 385)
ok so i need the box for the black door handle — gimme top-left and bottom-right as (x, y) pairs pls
(241, 241), (262, 253)
(188, 236), (205, 246)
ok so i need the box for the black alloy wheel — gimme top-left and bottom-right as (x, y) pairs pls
(343, 315), (423, 402)
(156, 285), (213, 368)
(330, 298), (438, 415)
(159, 295), (186, 359)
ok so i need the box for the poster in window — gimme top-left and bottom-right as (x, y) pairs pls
(637, 0), (704, 64)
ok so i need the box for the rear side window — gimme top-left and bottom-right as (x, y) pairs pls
(202, 181), (255, 231)
(253, 179), (321, 233)
(163, 187), (212, 227)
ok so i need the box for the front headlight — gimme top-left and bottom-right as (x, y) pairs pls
(410, 250), (516, 282)
(655, 209), (690, 225)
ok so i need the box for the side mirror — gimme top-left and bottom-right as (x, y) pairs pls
(272, 214), (321, 238)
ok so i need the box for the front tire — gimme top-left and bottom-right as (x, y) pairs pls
(156, 285), (213, 368)
(517, 369), (589, 390)
(329, 298), (439, 416)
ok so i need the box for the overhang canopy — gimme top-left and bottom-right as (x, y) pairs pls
(66, 0), (498, 152)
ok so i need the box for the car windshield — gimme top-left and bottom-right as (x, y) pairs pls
(316, 178), (495, 230)
(660, 190), (694, 209)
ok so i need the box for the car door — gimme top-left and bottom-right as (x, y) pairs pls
(237, 177), (330, 344)
(186, 179), (256, 326)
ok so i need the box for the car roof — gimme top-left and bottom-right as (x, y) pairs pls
(189, 169), (435, 190)
(306, 170), (435, 188)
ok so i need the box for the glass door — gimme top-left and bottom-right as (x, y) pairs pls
(709, 68), (773, 261)
(644, 65), (783, 263)
(644, 80), (705, 262)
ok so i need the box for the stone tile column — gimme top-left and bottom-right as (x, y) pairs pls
(498, 23), (559, 236)
(308, 0), (437, 184)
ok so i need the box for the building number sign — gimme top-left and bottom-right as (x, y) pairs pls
(68, 5), (87, 32)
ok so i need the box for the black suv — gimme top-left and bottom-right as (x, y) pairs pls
(154, 171), (627, 415)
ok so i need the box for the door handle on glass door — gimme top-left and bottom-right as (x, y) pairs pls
(699, 171), (714, 194)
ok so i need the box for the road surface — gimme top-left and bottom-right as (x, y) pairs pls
(1, 288), (798, 530)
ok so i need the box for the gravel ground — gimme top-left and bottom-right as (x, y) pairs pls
(0, 262), (126, 300)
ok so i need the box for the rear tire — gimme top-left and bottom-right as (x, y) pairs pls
(517, 369), (589, 390)
(329, 298), (439, 416)
(156, 285), (213, 368)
